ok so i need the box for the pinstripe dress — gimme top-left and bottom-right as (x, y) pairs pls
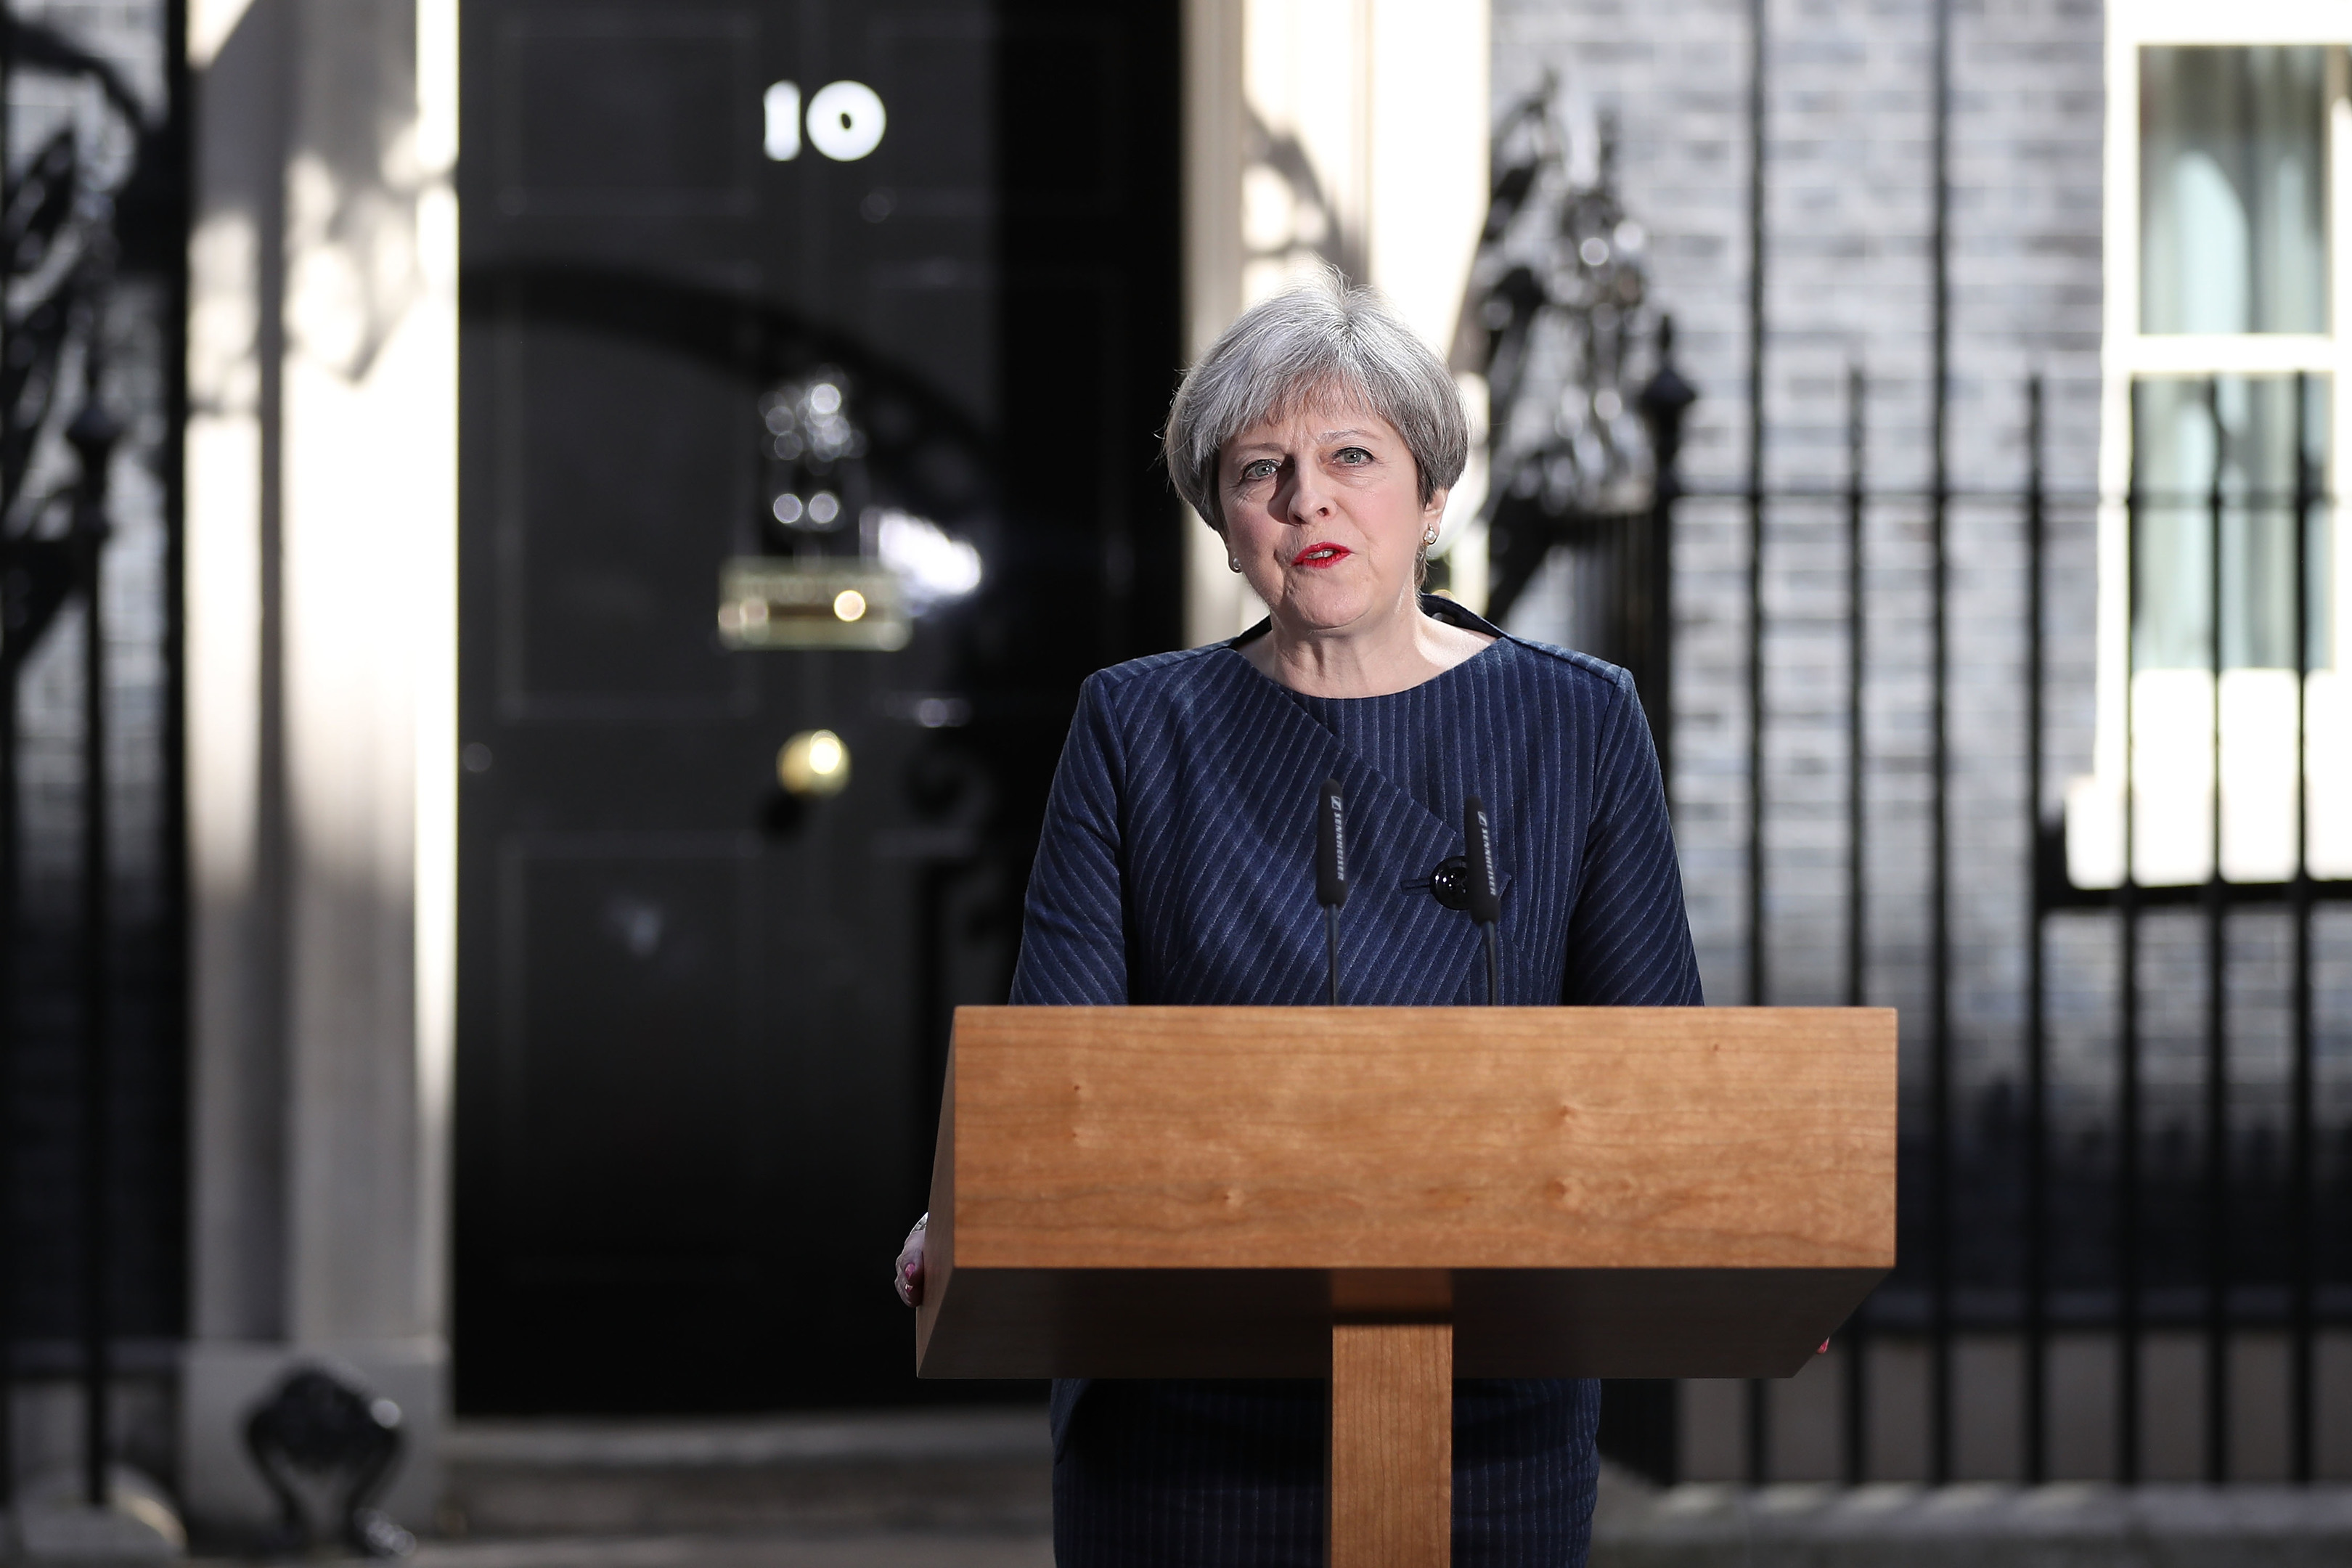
(1009, 597), (1704, 1567)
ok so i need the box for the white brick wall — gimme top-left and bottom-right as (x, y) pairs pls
(1485, 0), (2263, 1081)
(1505, 3), (2352, 1485)
(1494, 0), (2352, 1481)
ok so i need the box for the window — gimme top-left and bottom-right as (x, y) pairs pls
(2141, 47), (2327, 339)
(2070, 10), (2351, 887)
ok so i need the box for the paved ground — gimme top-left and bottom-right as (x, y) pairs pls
(1592, 1479), (2352, 1567)
(414, 1411), (1053, 1568)
(141, 1412), (2352, 1567)
(406, 1530), (1053, 1568)
(436, 1410), (1053, 1542)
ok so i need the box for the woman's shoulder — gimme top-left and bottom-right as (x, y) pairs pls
(1058, 647), (1257, 777)
(1079, 642), (1251, 710)
(1462, 639), (1656, 793)
(1477, 632), (1640, 708)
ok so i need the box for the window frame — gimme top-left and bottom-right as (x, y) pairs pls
(2077, 4), (2352, 886)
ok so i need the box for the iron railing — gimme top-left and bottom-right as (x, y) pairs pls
(1561, 0), (2351, 1487)
(0, 1), (187, 1512)
(1578, 364), (2349, 1485)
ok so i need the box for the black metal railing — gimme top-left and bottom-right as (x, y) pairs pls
(1591, 364), (2348, 1486)
(1567, 0), (2349, 1485)
(0, 2), (187, 1512)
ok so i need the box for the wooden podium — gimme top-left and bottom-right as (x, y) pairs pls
(916, 1005), (1895, 1566)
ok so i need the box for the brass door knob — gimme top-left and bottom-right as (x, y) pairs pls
(778, 730), (851, 796)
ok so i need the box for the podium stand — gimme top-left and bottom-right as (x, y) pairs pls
(916, 1006), (1895, 1566)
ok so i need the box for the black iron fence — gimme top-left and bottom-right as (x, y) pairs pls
(1500, 0), (2352, 1487)
(1579, 364), (2350, 1485)
(0, 4), (188, 1511)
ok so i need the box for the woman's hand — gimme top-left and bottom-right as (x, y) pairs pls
(893, 1214), (928, 1307)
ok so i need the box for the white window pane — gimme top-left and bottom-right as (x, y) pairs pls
(2131, 375), (2331, 671)
(2141, 46), (2327, 335)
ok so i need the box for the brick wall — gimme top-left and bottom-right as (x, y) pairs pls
(1491, 0), (2108, 1027)
(1491, 0), (2352, 1480)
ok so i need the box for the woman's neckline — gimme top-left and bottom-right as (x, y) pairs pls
(1222, 600), (1509, 701)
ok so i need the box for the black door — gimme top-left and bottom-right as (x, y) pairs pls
(455, 0), (1180, 1412)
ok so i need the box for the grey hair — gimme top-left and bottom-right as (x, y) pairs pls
(1164, 268), (1469, 534)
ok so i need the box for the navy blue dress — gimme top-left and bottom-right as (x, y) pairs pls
(1008, 599), (1704, 1566)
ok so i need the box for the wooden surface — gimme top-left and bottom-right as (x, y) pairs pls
(939, 1006), (1891, 1268)
(1329, 1323), (1450, 1568)
(918, 1006), (1895, 1379)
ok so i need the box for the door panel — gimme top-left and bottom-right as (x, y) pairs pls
(502, 839), (759, 1250)
(497, 12), (761, 219)
(457, 0), (1181, 1411)
(500, 322), (751, 711)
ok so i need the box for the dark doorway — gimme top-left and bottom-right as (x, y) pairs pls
(454, 0), (1183, 1413)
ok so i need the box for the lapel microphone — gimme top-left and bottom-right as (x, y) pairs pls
(1462, 795), (1503, 1005)
(1315, 777), (1349, 1005)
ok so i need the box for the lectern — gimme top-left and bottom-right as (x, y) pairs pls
(917, 1006), (1895, 1566)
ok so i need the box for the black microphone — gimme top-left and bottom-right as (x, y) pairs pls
(1315, 778), (1349, 1005)
(1462, 795), (1503, 1005)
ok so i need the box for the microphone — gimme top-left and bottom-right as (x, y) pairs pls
(1315, 778), (1349, 1005)
(1462, 795), (1503, 1005)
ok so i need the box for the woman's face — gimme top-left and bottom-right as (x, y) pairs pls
(1220, 398), (1446, 635)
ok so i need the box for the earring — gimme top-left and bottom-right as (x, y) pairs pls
(1421, 527), (1440, 547)
(1227, 555), (1241, 573)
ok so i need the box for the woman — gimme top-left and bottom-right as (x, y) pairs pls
(895, 269), (1702, 1564)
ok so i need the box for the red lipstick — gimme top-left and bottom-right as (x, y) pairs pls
(1291, 542), (1351, 568)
